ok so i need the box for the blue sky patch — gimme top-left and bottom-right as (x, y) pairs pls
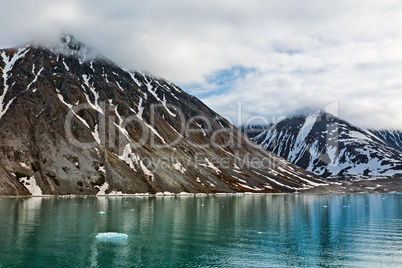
(180, 65), (256, 98)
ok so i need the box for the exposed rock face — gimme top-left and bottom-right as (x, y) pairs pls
(0, 35), (323, 196)
(252, 111), (402, 179)
(370, 130), (402, 153)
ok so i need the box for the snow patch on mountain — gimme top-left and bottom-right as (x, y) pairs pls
(19, 176), (42, 196)
(0, 46), (30, 119)
(253, 112), (402, 179)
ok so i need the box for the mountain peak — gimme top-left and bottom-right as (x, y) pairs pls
(252, 111), (402, 179)
(0, 36), (325, 195)
(28, 33), (107, 64)
(60, 34), (81, 51)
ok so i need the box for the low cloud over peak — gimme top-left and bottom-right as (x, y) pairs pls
(1, 0), (402, 130)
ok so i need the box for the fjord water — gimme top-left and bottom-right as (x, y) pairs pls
(1, 194), (402, 267)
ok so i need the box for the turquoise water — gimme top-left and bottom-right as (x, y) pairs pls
(1, 194), (402, 267)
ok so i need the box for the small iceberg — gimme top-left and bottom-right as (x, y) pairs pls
(98, 211), (105, 215)
(95, 232), (128, 242)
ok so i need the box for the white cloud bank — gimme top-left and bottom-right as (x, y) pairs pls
(0, 0), (401, 129)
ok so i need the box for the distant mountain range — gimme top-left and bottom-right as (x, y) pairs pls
(249, 112), (402, 179)
(0, 35), (324, 195)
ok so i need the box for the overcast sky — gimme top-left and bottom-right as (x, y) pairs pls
(1, 0), (402, 129)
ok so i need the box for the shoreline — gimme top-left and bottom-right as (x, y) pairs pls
(1, 176), (401, 198)
(1, 191), (401, 198)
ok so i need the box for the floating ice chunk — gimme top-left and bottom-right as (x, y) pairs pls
(233, 194), (243, 197)
(95, 232), (128, 242)
(98, 211), (105, 215)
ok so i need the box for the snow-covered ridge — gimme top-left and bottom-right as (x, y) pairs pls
(253, 112), (402, 179)
(370, 130), (402, 152)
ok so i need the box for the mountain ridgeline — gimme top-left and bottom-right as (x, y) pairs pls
(0, 35), (324, 195)
(251, 112), (402, 179)
(370, 130), (402, 153)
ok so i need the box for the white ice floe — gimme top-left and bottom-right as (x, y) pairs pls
(95, 232), (128, 242)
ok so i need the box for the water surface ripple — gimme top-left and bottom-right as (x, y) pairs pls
(0, 194), (401, 267)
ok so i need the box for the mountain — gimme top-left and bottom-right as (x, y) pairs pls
(239, 124), (268, 139)
(0, 35), (324, 195)
(371, 130), (402, 153)
(251, 111), (402, 179)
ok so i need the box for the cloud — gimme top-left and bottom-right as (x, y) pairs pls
(1, 0), (402, 129)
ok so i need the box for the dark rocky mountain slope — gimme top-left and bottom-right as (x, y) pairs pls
(0, 35), (324, 195)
